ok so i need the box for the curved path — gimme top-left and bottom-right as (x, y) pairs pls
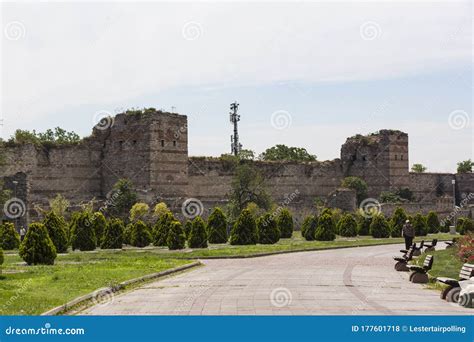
(81, 244), (470, 315)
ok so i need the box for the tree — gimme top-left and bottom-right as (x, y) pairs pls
(19, 223), (57, 265)
(337, 214), (357, 237)
(301, 215), (318, 241)
(390, 207), (407, 237)
(184, 220), (193, 239)
(129, 202), (150, 222)
(153, 202), (170, 218)
(340, 177), (368, 204)
(70, 211), (97, 251)
(411, 164), (427, 173)
(0, 248), (3, 274)
(426, 211), (440, 234)
(257, 213), (280, 244)
(276, 208), (294, 238)
(0, 222), (20, 250)
(457, 159), (473, 173)
(315, 213), (336, 241)
(101, 218), (124, 249)
(441, 218), (451, 233)
(355, 210), (371, 236)
(459, 218), (474, 235)
(49, 194), (70, 217)
(106, 179), (138, 219)
(228, 164), (271, 219)
(43, 211), (68, 253)
(259, 145), (316, 162)
(188, 217), (208, 248)
(412, 213), (427, 236)
(130, 220), (151, 247)
(167, 221), (186, 250)
(152, 212), (175, 246)
(91, 212), (107, 245)
(229, 209), (258, 245)
(207, 207), (228, 244)
(238, 149), (256, 161)
(369, 214), (390, 238)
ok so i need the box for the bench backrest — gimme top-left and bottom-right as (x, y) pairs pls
(423, 255), (434, 270)
(418, 240), (424, 249)
(459, 263), (474, 280)
(406, 246), (415, 260)
(431, 239), (438, 247)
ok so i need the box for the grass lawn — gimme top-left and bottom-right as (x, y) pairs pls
(0, 231), (453, 315)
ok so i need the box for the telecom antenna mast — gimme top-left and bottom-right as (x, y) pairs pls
(229, 102), (242, 156)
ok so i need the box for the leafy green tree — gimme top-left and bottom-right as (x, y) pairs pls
(390, 207), (407, 237)
(70, 211), (96, 251)
(19, 223), (57, 265)
(259, 145), (316, 162)
(257, 213), (280, 244)
(301, 215), (318, 241)
(412, 213), (427, 236)
(43, 211), (68, 253)
(207, 207), (228, 244)
(457, 159), (473, 173)
(337, 214), (357, 237)
(411, 164), (427, 173)
(370, 214), (390, 238)
(0, 222), (20, 250)
(153, 202), (170, 218)
(49, 194), (70, 217)
(276, 208), (294, 238)
(426, 211), (440, 234)
(341, 177), (368, 204)
(106, 179), (138, 219)
(130, 220), (151, 247)
(152, 212), (175, 246)
(8, 127), (80, 146)
(188, 217), (208, 248)
(238, 149), (256, 161)
(129, 202), (150, 222)
(101, 218), (124, 249)
(229, 209), (258, 245)
(315, 213), (336, 241)
(167, 221), (186, 250)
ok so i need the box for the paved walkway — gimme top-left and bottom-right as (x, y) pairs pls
(81, 244), (471, 315)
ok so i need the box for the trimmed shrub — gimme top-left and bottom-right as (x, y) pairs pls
(101, 219), (124, 249)
(184, 221), (193, 239)
(370, 214), (390, 238)
(460, 218), (474, 235)
(456, 217), (466, 233)
(412, 213), (427, 236)
(19, 223), (57, 265)
(43, 211), (68, 253)
(337, 214), (357, 237)
(0, 248), (3, 272)
(356, 213), (372, 236)
(188, 216), (208, 248)
(390, 207), (407, 238)
(123, 223), (133, 245)
(257, 213), (280, 244)
(315, 213), (336, 241)
(277, 208), (294, 238)
(167, 221), (186, 250)
(207, 207), (228, 244)
(426, 211), (440, 234)
(301, 215), (318, 241)
(130, 220), (151, 247)
(70, 211), (96, 251)
(152, 212), (174, 246)
(129, 202), (150, 223)
(0, 222), (20, 250)
(441, 218), (451, 233)
(229, 209), (258, 245)
(91, 212), (107, 245)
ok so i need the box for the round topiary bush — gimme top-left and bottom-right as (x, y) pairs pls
(130, 220), (151, 247)
(370, 214), (390, 238)
(229, 209), (258, 245)
(0, 222), (20, 250)
(277, 208), (294, 239)
(43, 211), (68, 253)
(356, 212), (372, 236)
(257, 213), (280, 244)
(70, 211), (97, 251)
(315, 213), (336, 241)
(167, 221), (186, 250)
(101, 218), (124, 249)
(390, 207), (407, 238)
(19, 222), (57, 265)
(412, 213), (427, 236)
(184, 220), (192, 239)
(426, 211), (440, 234)
(460, 218), (474, 235)
(207, 207), (228, 244)
(91, 212), (107, 245)
(123, 223), (133, 245)
(301, 215), (318, 241)
(441, 218), (451, 233)
(152, 212), (174, 246)
(337, 214), (357, 237)
(188, 216), (208, 248)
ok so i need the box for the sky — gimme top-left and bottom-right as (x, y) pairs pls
(1, 0), (472, 172)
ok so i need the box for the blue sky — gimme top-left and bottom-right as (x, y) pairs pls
(1, 0), (472, 172)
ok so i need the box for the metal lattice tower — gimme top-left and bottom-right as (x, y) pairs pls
(229, 102), (242, 156)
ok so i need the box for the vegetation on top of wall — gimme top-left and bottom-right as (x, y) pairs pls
(379, 187), (414, 203)
(457, 159), (473, 173)
(5, 127), (81, 148)
(258, 144), (316, 162)
(411, 163), (427, 173)
(340, 176), (368, 205)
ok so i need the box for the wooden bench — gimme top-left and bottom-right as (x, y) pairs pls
(424, 239), (437, 252)
(436, 263), (474, 302)
(413, 240), (424, 256)
(393, 246), (415, 271)
(407, 255), (434, 283)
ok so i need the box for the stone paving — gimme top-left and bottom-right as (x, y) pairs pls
(81, 244), (471, 315)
